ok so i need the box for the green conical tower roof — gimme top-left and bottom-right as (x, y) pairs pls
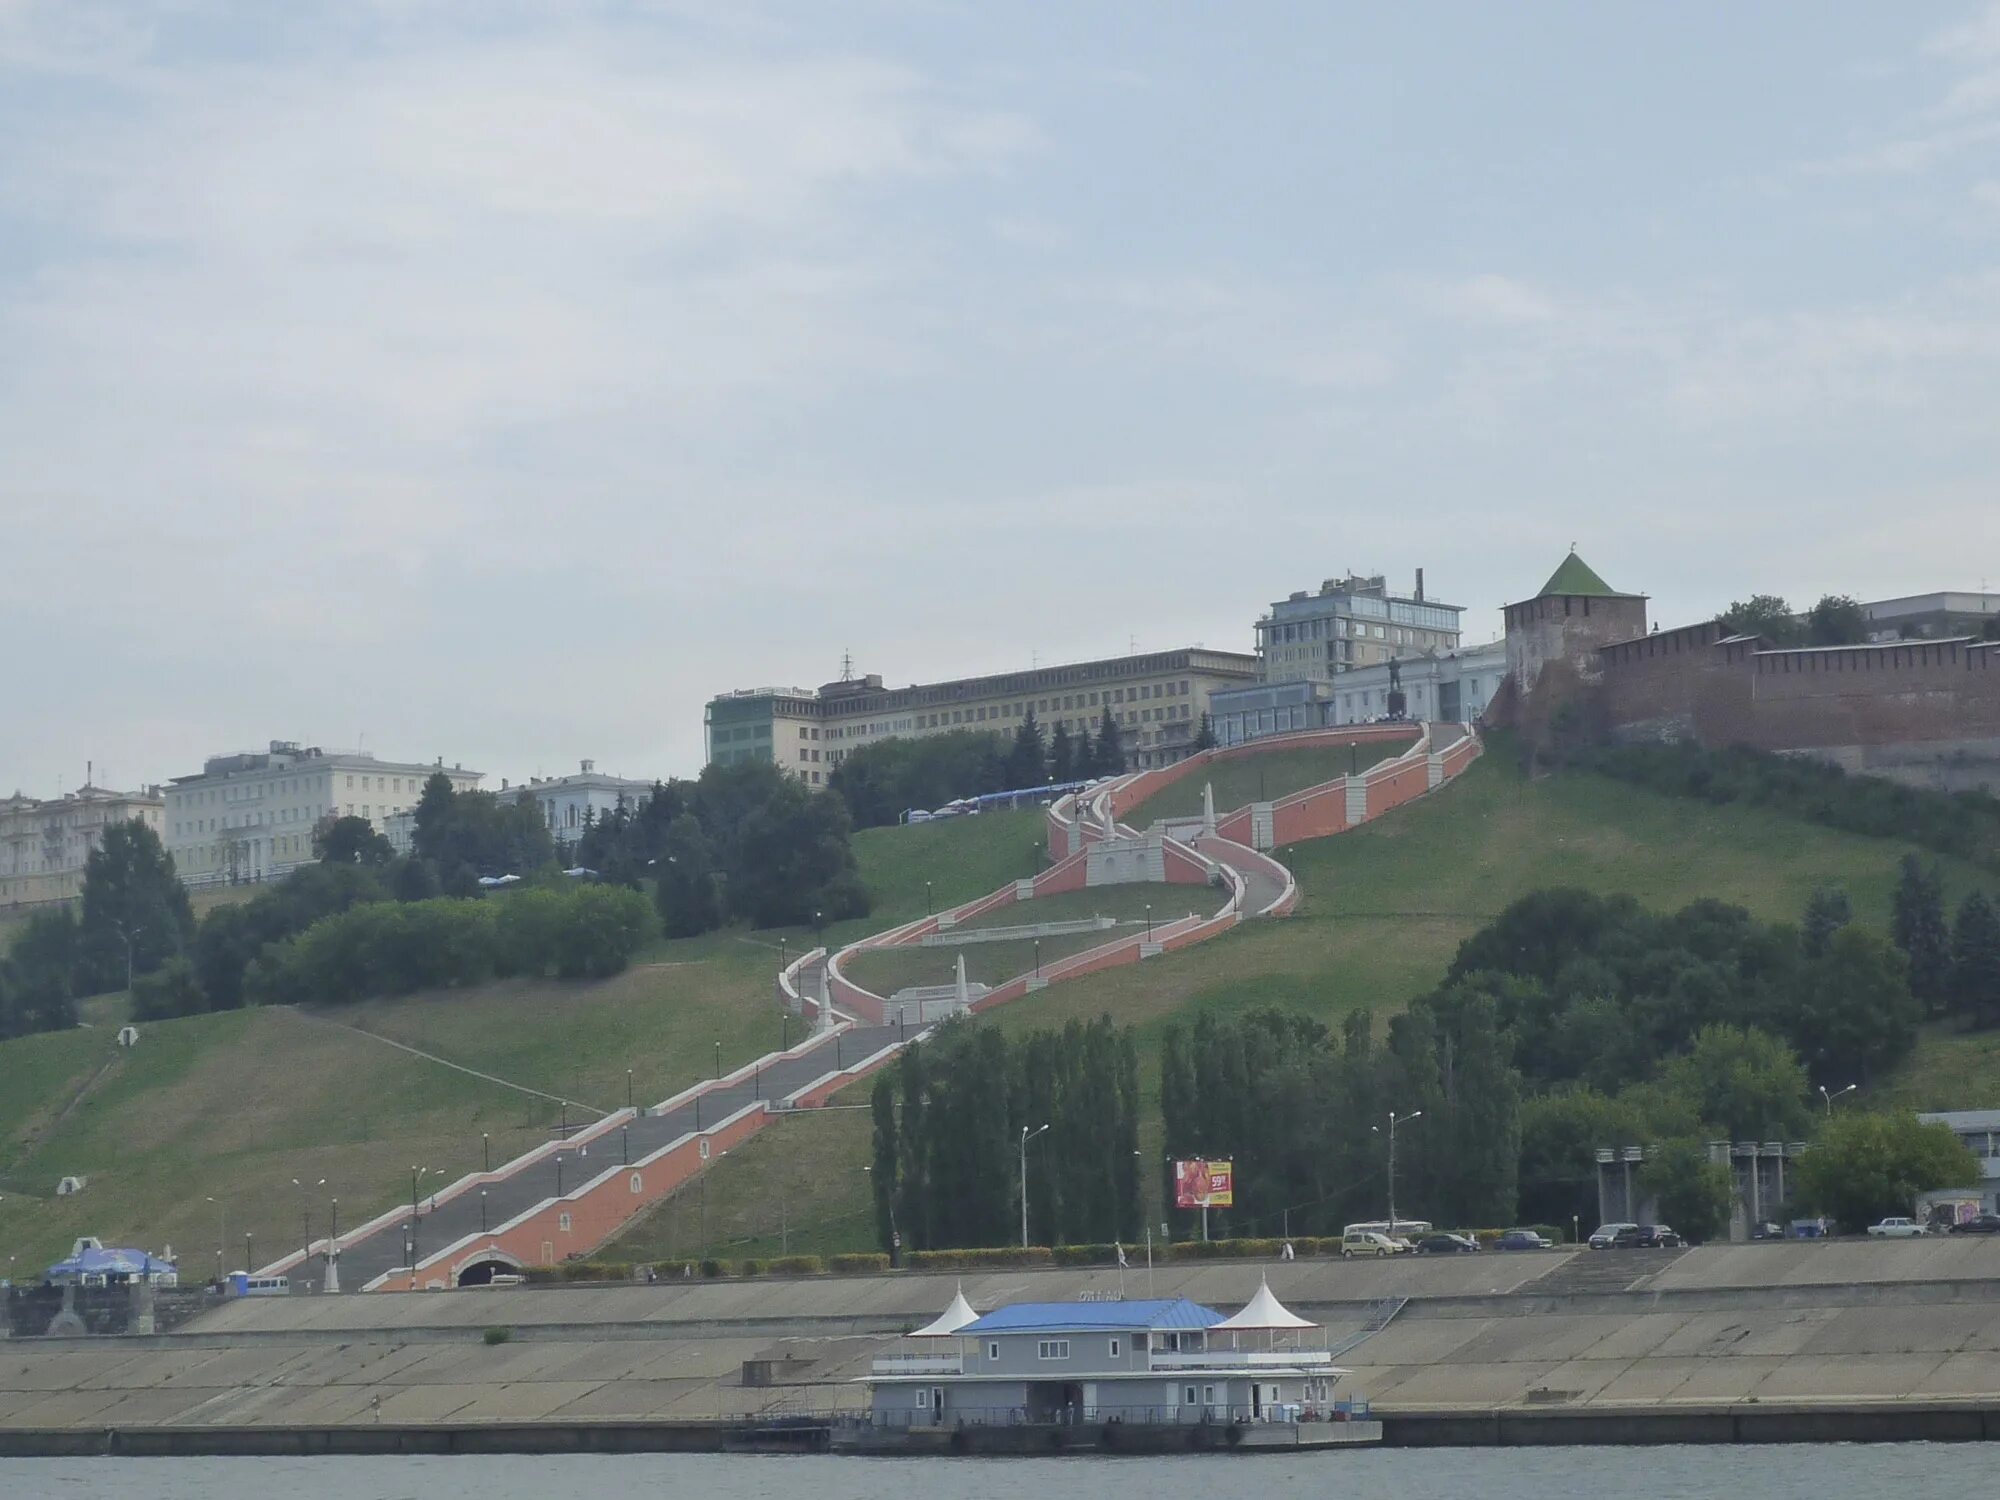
(1537, 550), (1618, 598)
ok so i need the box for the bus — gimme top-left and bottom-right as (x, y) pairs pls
(225, 1272), (290, 1297)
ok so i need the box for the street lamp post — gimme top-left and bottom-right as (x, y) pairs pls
(1034, 938), (1041, 977)
(482, 1133), (490, 1173)
(627, 1069), (634, 1112)
(1819, 1083), (1857, 1118)
(1019, 1124), (1050, 1247)
(1145, 903), (1153, 942)
(243, 1232), (253, 1275)
(206, 1197), (225, 1282)
(713, 1040), (720, 1080)
(925, 881), (933, 917)
(556, 1151), (565, 1197)
(479, 1189), (488, 1233)
(1375, 1110), (1423, 1237)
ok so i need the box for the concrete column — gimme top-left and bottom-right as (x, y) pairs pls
(953, 954), (970, 1011)
(1201, 782), (1217, 837)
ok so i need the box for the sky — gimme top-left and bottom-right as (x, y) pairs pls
(4, 1), (2000, 795)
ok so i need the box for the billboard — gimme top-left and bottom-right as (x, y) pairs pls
(1173, 1159), (1234, 1209)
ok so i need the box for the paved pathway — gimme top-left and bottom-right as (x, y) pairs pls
(327, 1022), (901, 1291)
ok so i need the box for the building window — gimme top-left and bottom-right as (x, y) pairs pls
(1109, 1337), (1121, 1358)
(1184, 1385), (1197, 1404)
(916, 1388), (930, 1409)
(1037, 1339), (1070, 1360)
(558, 1213), (572, 1232)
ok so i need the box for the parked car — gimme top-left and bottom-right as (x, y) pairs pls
(1634, 1224), (1681, 1249)
(1868, 1217), (1928, 1239)
(1416, 1233), (1481, 1255)
(1949, 1213), (2000, 1235)
(1494, 1228), (1552, 1251)
(1750, 1221), (1786, 1241)
(1588, 1222), (1639, 1249)
(1340, 1230), (1407, 1259)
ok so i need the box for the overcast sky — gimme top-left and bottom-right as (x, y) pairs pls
(5, 1), (1999, 796)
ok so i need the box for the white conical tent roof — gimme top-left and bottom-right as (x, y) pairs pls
(910, 1285), (979, 1337)
(1214, 1276), (1317, 1330)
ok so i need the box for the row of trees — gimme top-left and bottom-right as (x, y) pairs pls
(0, 821), (195, 1038)
(573, 760), (870, 934)
(1890, 856), (2000, 1028)
(1719, 593), (1868, 648)
(869, 1016), (1143, 1253)
(1161, 1004), (1522, 1238)
(1437, 887), (1920, 1093)
(832, 709), (1217, 829)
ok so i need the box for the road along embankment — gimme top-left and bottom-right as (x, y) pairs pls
(5, 1241), (2000, 1451)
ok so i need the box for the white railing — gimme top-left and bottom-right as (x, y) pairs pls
(871, 1354), (965, 1376)
(1149, 1350), (1341, 1370)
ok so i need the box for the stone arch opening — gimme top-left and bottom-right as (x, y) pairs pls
(454, 1251), (525, 1287)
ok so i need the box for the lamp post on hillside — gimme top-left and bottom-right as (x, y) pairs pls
(327, 1197), (339, 1292)
(1374, 1111), (1423, 1237)
(1820, 1083), (1857, 1118)
(206, 1197), (225, 1283)
(243, 1232), (254, 1275)
(713, 1040), (721, 1080)
(1145, 903), (1153, 942)
(1020, 1124), (1050, 1248)
(925, 881), (933, 917)
(482, 1133), (491, 1173)
(627, 1069), (634, 1112)
(292, 1176), (324, 1263)
(479, 1189), (488, 1234)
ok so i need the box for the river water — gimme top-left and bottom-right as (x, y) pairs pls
(2, 1446), (1992, 1499)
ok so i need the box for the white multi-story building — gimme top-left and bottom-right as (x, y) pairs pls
(0, 779), (165, 907)
(164, 741), (481, 889)
(497, 761), (657, 844)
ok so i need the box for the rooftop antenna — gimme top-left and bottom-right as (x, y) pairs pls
(1128, 634), (1138, 655)
(840, 649), (854, 681)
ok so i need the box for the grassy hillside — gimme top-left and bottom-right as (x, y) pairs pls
(633, 747), (1997, 1259)
(0, 813), (1043, 1277)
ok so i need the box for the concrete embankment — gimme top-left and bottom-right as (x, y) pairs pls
(4, 1241), (1999, 1450)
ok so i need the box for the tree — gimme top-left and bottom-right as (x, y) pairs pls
(1639, 1136), (1734, 1242)
(314, 814), (394, 866)
(1, 907), (81, 1036)
(1805, 594), (1867, 646)
(1793, 1111), (1980, 1231)
(1656, 1025), (1811, 1140)
(1093, 708), (1125, 775)
(77, 819), (196, 993)
(654, 815), (722, 938)
(1891, 856), (1953, 1013)
(1784, 927), (1919, 1084)
(1719, 594), (1804, 646)
(870, 1074), (900, 1259)
(1517, 1085), (1644, 1231)
(1800, 885), (1852, 958)
(412, 771), (457, 859)
(1004, 709), (1047, 790)
(1192, 712), (1218, 751)
(130, 957), (204, 1021)
(725, 779), (870, 929)
(1950, 890), (2000, 1028)
(1048, 723), (1074, 784)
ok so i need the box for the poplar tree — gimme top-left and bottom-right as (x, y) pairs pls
(1891, 856), (1953, 1013)
(1951, 892), (2000, 1029)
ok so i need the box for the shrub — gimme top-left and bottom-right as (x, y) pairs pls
(735, 1258), (769, 1278)
(556, 1261), (633, 1283)
(244, 885), (650, 1006)
(827, 1252), (891, 1274)
(768, 1255), (825, 1276)
(904, 1246), (1054, 1271)
(698, 1258), (727, 1279)
(482, 1326), (512, 1345)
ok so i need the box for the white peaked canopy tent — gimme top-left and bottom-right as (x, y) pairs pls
(1214, 1276), (1317, 1331)
(910, 1284), (979, 1338)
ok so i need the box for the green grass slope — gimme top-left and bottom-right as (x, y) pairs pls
(634, 747), (1997, 1260)
(0, 811), (1044, 1278)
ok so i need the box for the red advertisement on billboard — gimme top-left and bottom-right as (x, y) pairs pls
(1173, 1158), (1234, 1209)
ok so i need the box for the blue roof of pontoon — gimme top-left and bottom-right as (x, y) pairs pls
(960, 1298), (1222, 1334)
